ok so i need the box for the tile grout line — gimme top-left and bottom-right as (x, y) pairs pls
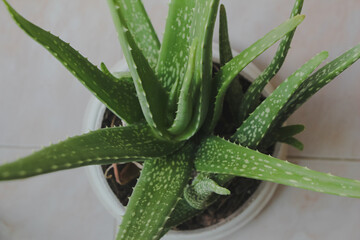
(288, 155), (360, 162)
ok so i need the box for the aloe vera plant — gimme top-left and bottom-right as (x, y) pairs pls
(1, 0), (360, 239)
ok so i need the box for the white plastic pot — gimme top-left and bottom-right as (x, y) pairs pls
(83, 43), (287, 240)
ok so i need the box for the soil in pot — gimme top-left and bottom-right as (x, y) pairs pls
(99, 63), (276, 230)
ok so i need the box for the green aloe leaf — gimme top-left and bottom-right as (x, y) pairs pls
(161, 199), (201, 237)
(110, 0), (160, 69)
(184, 174), (230, 210)
(0, 123), (182, 181)
(156, 0), (196, 91)
(281, 136), (304, 150)
(100, 63), (132, 83)
(260, 124), (304, 150)
(192, 175), (230, 195)
(116, 144), (194, 240)
(175, 0), (220, 141)
(237, 0), (304, 123)
(270, 43), (360, 130)
(168, 40), (198, 135)
(232, 51), (328, 148)
(274, 124), (305, 140)
(219, 4), (233, 66)
(195, 136), (360, 198)
(219, 4), (244, 124)
(2, 0), (143, 124)
(158, 0), (220, 140)
(206, 14), (305, 131)
(108, 0), (170, 139)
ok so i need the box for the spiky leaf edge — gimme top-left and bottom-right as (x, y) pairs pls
(195, 136), (360, 198)
(0, 123), (182, 180)
(107, 0), (170, 139)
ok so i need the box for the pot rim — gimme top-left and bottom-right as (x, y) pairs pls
(83, 43), (286, 240)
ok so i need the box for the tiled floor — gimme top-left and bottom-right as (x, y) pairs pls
(0, 0), (359, 239)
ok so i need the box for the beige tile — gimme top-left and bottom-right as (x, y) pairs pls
(225, 159), (360, 240)
(0, 148), (116, 240)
